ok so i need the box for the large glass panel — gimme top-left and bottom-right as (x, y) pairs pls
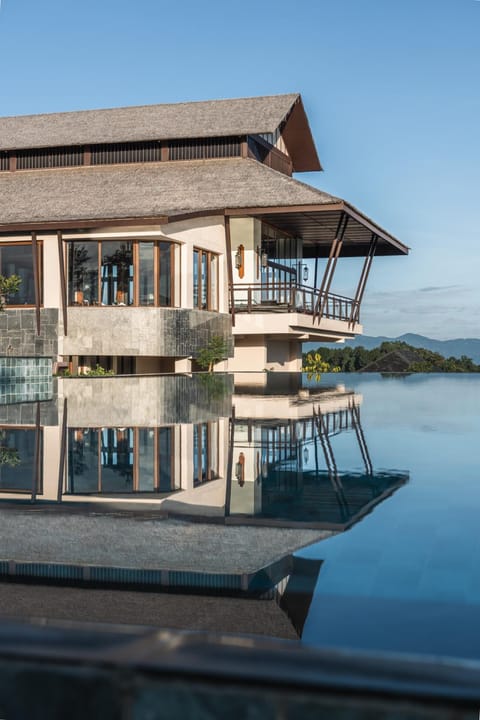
(0, 429), (39, 492)
(193, 424), (200, 486)
(158, 242), (172, 306)
(100, 241), (133, 306)
(138, 428), (155, 491)
(193, 249), (200, 308)
(201, 252), (208, 309)
(100, 428), (134, 492)
(209, 254), (218, 311)
(158, 427), (174, 491)
(138, 243), (155, 305)
(67, 428), (99, 493)
(68, 242), (99, 305)
(0, 244), (36, 305)
(201, 423), (208, 481)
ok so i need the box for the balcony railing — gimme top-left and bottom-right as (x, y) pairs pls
(230, 283), (360, 324)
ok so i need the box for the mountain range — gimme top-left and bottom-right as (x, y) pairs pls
(304, 333), (480, 364)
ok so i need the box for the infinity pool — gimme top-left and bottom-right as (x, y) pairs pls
(0, 372), (479, 665)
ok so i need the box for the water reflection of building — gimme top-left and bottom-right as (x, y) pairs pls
(0, 375), (231, 511)
(228, 386), (408, 529)
(0, 375), (407, 531)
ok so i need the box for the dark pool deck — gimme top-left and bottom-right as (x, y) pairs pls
(0, 508), (332, 593)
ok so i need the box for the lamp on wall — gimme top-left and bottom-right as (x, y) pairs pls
(261, 249), (268, 268)
(303, 264), (309, 283)
(235, 245), (245, 278)
(235, 452), (245, 486)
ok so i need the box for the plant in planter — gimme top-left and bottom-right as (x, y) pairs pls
(0, 274), (21, 310)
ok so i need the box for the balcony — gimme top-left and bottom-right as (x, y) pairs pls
(230, 283), (360, 325)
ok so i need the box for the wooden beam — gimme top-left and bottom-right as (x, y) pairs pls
(224, 216), (235, 327)
(32, 401), (41, 503)
(57, 398), (68, 502)
(31, 232), (41, 335)
(314, 213), (349, 323)
(349, 234), (377, 326)
(57, 231), (68, 335)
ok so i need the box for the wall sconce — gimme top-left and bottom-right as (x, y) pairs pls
(303, 447), (309, 464)
(235, 244), (245, 278)
(235, 452), (245, 486)
(261, 249), (268, 268)
(303, 264), (309, 283)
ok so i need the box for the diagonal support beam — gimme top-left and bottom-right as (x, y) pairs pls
(314, 213), (349, 324)
(349, 233), (377, 327)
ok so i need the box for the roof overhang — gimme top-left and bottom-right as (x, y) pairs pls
(224, 203), (409, 257)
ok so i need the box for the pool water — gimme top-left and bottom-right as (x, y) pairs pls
(0, 371), (479, 663)
(300, 373), (480, 660)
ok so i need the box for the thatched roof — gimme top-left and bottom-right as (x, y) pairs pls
(0, 158), (407, 255)
(0, 158), (335, 224)
(0, 94), (321, 171)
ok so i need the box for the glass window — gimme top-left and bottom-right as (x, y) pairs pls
(193, 249), (200, 308)
(138, 243), (155, 305)
(68, 242), (99, 305)
(158, 427), (174, 491)
(138, 428), (155, 491)
(0, 428), (41, 492)
(67, 428), (99, 493)
(67, 239), (176, 307)
(158, 242), (172, 307)
(193, 249), (219, 311)
(67, 427), (178, 494)
(193, 422), (218, 486)
(0, 244), (37, 305)
(209, 255), (218, 311)
(101, 241), (133, 306)
(100, 428), (134, 492)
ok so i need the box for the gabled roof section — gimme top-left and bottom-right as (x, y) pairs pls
(0, 94), (321, 171)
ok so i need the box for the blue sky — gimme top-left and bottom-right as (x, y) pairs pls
(1, 0), (479, 338)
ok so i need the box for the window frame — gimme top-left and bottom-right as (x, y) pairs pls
(0, 241), (43, 308)
(66, 238), (178, 308)
(193, 247), (219, 311)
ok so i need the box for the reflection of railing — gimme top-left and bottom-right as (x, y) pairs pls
(230, 283), (359, 323)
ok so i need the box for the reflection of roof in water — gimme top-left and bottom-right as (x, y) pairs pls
(252, 470), (409, 530)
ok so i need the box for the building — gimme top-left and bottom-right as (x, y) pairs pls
(0, 94), (408, 373)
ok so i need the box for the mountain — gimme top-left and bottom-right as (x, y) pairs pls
(303, 334), (480, 363)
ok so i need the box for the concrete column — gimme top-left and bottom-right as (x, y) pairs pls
(175, 357), (192, 373)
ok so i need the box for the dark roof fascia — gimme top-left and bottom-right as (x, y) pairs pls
(0, 216), (169, 234)
(342, 202), (409, 255)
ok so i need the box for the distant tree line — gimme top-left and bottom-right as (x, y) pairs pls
(303, 341), (480, 373)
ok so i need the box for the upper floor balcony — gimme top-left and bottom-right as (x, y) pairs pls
(230, 281), (359, 325)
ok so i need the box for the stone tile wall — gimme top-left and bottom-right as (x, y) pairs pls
(0, 309), (59, 359)
(0, 357), (53, 405)
(64, 307), (233, 358)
